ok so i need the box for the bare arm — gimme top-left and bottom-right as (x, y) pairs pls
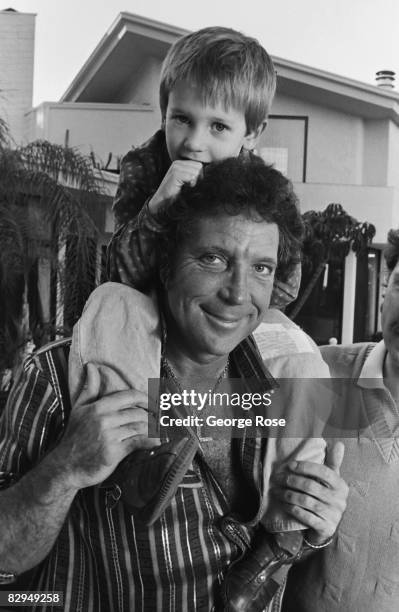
(0, 364), (158, 575)
(0, 449), (78, 574)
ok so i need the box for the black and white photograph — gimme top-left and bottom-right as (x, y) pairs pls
(0, 0), (398, 610)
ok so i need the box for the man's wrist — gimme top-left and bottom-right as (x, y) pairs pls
(41, 447), (81, 497)
(303, 532), (334, 549)
(0, 569), (16, 584)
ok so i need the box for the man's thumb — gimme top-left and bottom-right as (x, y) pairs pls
(325, 440), (345, 474)
(77, 363), (101, 405)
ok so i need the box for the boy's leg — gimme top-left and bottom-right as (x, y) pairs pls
(221, 526), (303, 612)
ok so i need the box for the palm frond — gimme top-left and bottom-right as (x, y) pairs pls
(0, 116), (10, 149)
(0, 135), (107, 363)
(19, 141), (104, 193)
(290, 203), (376, 320)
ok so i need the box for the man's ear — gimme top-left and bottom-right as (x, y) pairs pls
(242, 121), (267, 151)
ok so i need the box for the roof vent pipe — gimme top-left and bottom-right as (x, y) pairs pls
(375, 70), (395, 89)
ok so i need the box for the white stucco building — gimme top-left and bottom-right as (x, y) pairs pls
(0, 8), (35, 144)
(3, 9), (399, 343)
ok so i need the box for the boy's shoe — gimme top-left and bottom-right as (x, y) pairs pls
(111, 436), (199, 525)
(221, 529), (303, 612)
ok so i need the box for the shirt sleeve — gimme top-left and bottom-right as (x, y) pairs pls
(112, 149), (154, 227)
(106, 201), (162, 289)
(0, 358), (64, 489)
(107, 134), (168, 288)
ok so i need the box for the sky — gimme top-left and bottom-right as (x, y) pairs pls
(4, 0), (399, 107)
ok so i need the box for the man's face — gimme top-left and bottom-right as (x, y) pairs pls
(382, 261), (399, 366)
(165, 81), (262, 163)
(165, 214), (278, 360)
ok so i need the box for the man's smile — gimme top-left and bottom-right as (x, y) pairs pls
(201, 306), (250, 329)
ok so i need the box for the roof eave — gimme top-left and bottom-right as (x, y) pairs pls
(274, 55), (399, 124)
(61, 12), (188, 102)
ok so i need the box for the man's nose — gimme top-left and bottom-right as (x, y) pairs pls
(219, 268), (249, 305)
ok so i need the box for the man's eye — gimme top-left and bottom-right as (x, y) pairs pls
(254, 264), (273, 276)
(213, 122), (227, 132)
(200, 254), (225, 267)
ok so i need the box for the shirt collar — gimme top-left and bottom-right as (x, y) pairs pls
(231, 335), (278, 393)
(358, 340), (386, 389)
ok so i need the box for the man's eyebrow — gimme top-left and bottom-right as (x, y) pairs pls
(255, 256), (277, 266)
(193, 245), (277, 264)
(193, 245), (229, 255)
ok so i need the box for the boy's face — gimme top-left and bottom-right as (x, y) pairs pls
(165, 81), (263, 163)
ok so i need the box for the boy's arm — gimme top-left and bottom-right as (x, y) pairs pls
(112, 131), (169, 228)
(108, 152), (202, 288)
(107, 202), (161, 288)
(107, 138), (165, 287)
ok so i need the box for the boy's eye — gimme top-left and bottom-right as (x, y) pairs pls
(212, 122), (228, 132)
(173, 114), (190, 125)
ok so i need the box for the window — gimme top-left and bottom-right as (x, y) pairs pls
(257, 116), (308, 182)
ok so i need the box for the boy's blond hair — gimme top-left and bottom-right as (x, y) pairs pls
(159, 26), (276, 132)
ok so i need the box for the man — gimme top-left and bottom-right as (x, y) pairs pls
(283, 228), (399, 612)
(0, 159), (348, 611)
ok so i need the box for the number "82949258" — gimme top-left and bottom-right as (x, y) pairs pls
(7, 592), (62, 604)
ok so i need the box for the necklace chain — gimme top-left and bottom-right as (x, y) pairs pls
(160, 356), (230, 442)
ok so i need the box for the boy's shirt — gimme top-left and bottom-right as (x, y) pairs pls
(107, 130), (301, 308)
(112, 130), (170, 227)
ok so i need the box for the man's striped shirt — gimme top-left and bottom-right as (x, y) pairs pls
(0, 337), (277, 611)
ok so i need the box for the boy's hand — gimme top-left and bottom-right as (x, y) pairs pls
(148, 160), (203, 213)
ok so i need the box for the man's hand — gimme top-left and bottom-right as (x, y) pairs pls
(51, 364), (160, 491)
(272, 441), (349, 544)
(148, 160), (203, 213)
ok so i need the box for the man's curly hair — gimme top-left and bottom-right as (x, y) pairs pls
(384, 228), (399, 274)
(155, 156), (304, 285)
